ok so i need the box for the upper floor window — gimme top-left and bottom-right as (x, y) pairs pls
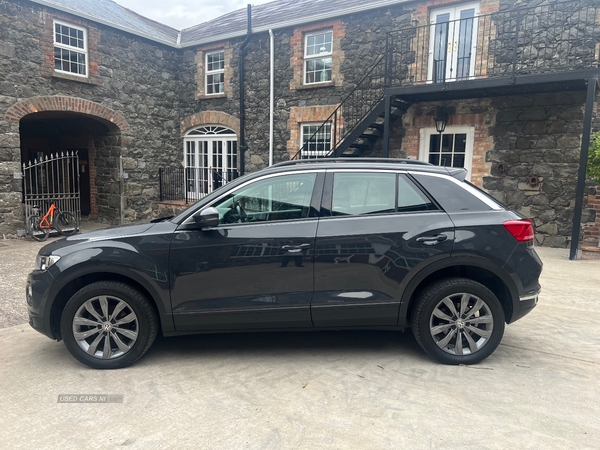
(304, 30), (333, 84)
(301, 123), (331, 158)
(54, 21), (87, 77)
(206, 50), (225, 95)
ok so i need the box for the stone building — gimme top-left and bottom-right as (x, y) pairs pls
(0, 0), (599, 254)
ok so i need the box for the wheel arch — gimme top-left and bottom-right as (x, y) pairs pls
(49, 270), (172, 340)
(399, 258), (519, 327)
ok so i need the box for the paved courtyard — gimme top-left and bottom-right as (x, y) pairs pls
(0, 235), (599, 449)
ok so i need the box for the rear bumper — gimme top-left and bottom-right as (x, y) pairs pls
(509, 289), (540, 323)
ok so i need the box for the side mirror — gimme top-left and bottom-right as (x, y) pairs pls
(193, 207), (219, 229)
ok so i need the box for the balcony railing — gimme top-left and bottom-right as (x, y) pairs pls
(388, 0), (600, 87)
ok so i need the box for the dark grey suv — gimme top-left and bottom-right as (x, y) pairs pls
(26, 159), (542, 369)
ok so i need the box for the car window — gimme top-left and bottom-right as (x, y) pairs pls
(397, 175), (437, 212)
(412, 173), (493, 212)
(332, 172), (395, 216)
(212, 173), (317, 224)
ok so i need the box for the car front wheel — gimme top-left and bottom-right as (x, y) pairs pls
(60, 281), (158, 369)
(411, 277), (505, 365)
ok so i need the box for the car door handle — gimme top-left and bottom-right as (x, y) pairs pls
(416, 235), (448, 245)
(281, 244), (310, 253)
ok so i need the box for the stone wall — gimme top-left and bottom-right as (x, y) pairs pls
(0, 0), (183, 233)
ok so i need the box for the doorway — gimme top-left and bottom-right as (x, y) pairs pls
(428, 2), (480, 83)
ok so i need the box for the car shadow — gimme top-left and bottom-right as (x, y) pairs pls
(142, 329), (427, 364)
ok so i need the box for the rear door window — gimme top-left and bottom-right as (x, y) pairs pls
(330, 172), (437, 216)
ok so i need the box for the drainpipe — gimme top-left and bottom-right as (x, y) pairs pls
(269, 29), (274, 166)
(239, 4), (252, 176)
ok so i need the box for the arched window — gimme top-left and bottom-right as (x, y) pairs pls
(184, 126), (238, 200)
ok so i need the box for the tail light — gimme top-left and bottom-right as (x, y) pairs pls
(503, 219), (535, 242)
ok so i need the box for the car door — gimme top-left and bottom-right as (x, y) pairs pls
(311, 169), (455, 327)
(170, 170), (324, 331)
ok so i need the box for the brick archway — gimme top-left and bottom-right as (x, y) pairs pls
(181, 111), (240, 135)
(5, 96), (131, 132)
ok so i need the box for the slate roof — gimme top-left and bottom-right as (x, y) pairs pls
(30, 0), (179, 45)
(180, 0), (410, 46)
(29, 0), (411, 48)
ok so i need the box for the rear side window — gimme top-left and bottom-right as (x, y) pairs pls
(332, 172), (395, 216)
(330, 172), (437, 216)
(412, 173), (496, 212)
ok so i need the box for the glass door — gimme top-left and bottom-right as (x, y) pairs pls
(183, 126), (238, 201)
(429, 3), (480, 83)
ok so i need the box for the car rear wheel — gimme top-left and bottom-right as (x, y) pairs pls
(411, 277), (505, 365)
(60, 281), (158, 369)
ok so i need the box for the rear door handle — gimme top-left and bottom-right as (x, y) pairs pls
(416, 235), (448, 245)
(281, 243), (310, 253)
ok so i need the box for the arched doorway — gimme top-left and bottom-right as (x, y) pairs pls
(6, 96), (131, 226)
(184, 125), (238, 200)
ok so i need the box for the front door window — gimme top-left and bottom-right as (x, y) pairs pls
(428, 3), (480, 83)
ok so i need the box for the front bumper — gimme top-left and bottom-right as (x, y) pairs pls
(26, 269), (58, 340)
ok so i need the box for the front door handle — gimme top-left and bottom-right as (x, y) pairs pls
(416, 235), (448, 245)
(281, 243), (310, 253)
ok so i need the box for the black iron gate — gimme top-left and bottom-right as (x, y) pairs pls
(23, 152), (81, 236)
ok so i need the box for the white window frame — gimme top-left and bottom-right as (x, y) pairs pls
(53, 20), (88, 78)
(419, 126), (474, 180)
(205, 50), (225, 95)
(301, 122), (332, 158)
(304, 30), (333, 85)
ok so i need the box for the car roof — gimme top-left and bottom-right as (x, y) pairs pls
(264, 158), (468, 181)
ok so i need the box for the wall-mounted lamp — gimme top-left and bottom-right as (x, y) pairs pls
(434, 114), (449, 134)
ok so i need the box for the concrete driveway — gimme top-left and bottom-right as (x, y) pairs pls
(0, 245), (598, 449)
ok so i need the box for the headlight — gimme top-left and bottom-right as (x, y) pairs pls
(35, 255), (61, 271)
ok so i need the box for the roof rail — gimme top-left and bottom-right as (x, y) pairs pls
(271, 158), (432, 168)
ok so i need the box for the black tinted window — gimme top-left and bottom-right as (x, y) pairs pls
(412, 174), (492, 212)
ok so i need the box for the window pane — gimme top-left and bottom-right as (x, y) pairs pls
(306, 31), (332, 56)
(454, 134), (467, 153)
(305, 57), (332, 83)
(213, 173), (317, 224)
(301, 123), (331, 156)
(397, 175), (437, 212)
(207, 51), (225, 72)
(332, 173), (395, 216)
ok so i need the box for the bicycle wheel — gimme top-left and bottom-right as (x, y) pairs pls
(28, 215), (49, 242)
(55, 212), (78, 236)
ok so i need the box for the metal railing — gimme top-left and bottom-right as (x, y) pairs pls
(159, 167), (239, 203)
(291, 55), (387, 160)
(388, 0), (599, 86)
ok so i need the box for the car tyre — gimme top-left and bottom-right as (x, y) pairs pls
(60, 281), (158, 369)
(411, 277), (505, 365)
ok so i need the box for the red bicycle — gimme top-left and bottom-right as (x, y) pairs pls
(28, 203), (78, 241)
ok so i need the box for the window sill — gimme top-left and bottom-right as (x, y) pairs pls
(196, 93), (228, 100)
(51, 71), (100, 86)
(294, 82), (335, 91)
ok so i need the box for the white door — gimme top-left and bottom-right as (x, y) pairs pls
(428, 2), (480, 83)
(184, 126), (238, 200)
(419, 126), (474, 180)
